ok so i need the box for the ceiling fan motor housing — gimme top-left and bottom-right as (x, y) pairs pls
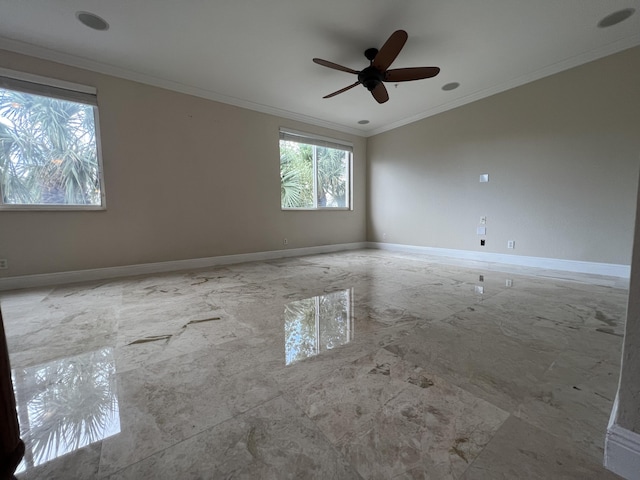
(364, 48), (379, 61)
(314, 30), (439, 103)
(358, 66), (384, 91)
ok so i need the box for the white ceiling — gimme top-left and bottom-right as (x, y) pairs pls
(0, 1), (638, 136)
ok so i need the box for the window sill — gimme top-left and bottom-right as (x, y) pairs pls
(281, 207), (352, 212)
(0, 205), (106, 212)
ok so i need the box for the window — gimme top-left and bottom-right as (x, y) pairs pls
(280, 129), (351, 209)
(0, 70), (104, 209)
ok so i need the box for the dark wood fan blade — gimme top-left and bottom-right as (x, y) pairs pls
(313, 58), (359, 75)
(372, 30), (408, 71)
(371, 82), (389, 104)
(323, 81), (361, 99)
(385, 67), (441, 82)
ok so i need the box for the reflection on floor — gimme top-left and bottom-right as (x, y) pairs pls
(13, 348), (120, 474)
(0, 250), (627, 479)
(285, 289), (353, 365)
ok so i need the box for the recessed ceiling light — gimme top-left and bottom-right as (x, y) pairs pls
(598, 8), (635, 28)
(76, 11), (109, 31)
(357, 120), (370, 125)
(442, 82), (460, 91)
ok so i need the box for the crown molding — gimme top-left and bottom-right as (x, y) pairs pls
(0, 36), (366, 138)
(365, 33), (640, 137)
(1, 33), (638, 139)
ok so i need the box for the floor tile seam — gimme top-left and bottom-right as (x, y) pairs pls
(379, 351), (523, 418)
(280, 358), (486, 477)
(276, 361), (356, 397)
(8, 342), (118, 371)
(111, 332), (276, 376)
(109, 352), (285, 419)
(366, 297), (457, 325)
(447, 308), (626, 348)
(407, 363), (517, 421)
(110, 343), (218, 378)
(297, 366), (510, 479)
(97, 391), (287, 479)
(508, 410), (609, 464)
(259, 263), (355, 282)
(348, 319), (421, 343)
(96, 421), (218, 478)
(275, 346), (407, 410)
(373, 251), (623, 288)
(455, 412), (515, 478)
(380, 289), (510, 320)
(278, 389), (367, 480)
(533, 273), (627, 289)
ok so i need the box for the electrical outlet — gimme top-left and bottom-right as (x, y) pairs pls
(0, 259), (7, 269)
(283, 238), (288, 246)
(480, 239), (486, 246)
(507, 240), (515, 249)
(480, 216), (487, 224)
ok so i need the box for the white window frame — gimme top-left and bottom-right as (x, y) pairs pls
(0, 68), (106, 211)
(279, 128), (353, 211)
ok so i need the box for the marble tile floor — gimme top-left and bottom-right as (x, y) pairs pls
(0, 249), (627, 479)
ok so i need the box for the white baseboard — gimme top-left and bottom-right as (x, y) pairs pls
(605, 396), (640, 479)
(367, 242), (630, 278)
(0, 241), (629, 291)
(605, 424), (640, 479)
(0, 242), (367, 291)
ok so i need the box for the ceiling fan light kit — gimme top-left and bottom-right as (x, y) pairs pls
(313, 29), (440, 104)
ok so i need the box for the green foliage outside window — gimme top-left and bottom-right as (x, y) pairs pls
(280, 139), (349, 209)
(0, 88), (102, 206)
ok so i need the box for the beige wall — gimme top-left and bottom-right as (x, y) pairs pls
(2, 45), (639, 278)
(0, 50), (367, 277)
(367, 47), (640, 266)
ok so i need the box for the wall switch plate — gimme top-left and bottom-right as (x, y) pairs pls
(507, 240), (515, 249)
(479, 174), (489, 183)
(506, 279), (513, 287)
(477, 226), (486, 235)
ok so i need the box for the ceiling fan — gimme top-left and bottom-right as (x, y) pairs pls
(313, 30), (440, 104)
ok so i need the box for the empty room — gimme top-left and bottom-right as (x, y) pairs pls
(1, 2), (639, 479)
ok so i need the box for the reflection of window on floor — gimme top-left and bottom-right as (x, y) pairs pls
(284, 288), (354, 365)
(12, 347), (120, 474)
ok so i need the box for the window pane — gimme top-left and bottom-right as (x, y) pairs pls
(318, 289), (351, 351)
(316, 146), (349, 208)
(284, 297), (317, 365)
(280, 140), (314, 208)
(0, 87), (102, 206)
